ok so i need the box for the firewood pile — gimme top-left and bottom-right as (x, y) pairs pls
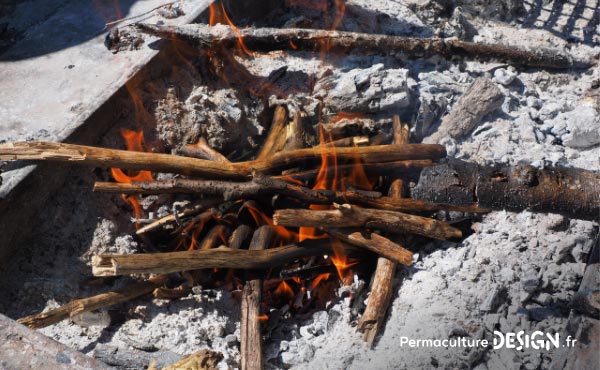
(1, 1), (599, 369)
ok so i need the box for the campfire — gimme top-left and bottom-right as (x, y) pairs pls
(0, 1), (598, 369)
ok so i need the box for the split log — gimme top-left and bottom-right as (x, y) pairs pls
(412, 159), (600, 221)
(284, 112), (305, 151)
(274, 204), (462, 240)
(17, 275), (168, 329)
(324, 228), (412, 266)
(92, 240), (336, 277)
(328, 136), (370, 147)
(257, 106), (288, 160)
(241, 226), (275, 370)
(358, 115), (408, 346)
(137, 23), (591, 69)
(0, 141), (445, 179)
(199, 224), (231, 250)
(176, 137), (230, 163)
(423, 77), (504, 144)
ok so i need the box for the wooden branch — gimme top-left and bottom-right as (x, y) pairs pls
(284, 112), (305, 151)
(92, 240), (335, 277)
(423, 77), (504, 144)
(17, 275), (168, 329)
(241, 226), (275, 370)
(137, 23), (590, 69)
(358, 115), (408, 346)
(324, 228), (412, 266)
(176, 137), (230, 163)
(413, 159), (600, 221)
(228, 225), (254, 250)
(199, 224), (230, 250)
(257, 106), (288, 160)
(0, 141), (445, 179)
(276, 160), (434, 182)
(274, 204), (462, 240)
(136, 198), (223, 235)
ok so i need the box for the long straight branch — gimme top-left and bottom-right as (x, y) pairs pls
(92, 241), (335, 277)
(17, 275), (168, 329)
(274, 204), (462, 241)
(137, 23), (591, 69)
(0, 141), (445, 179)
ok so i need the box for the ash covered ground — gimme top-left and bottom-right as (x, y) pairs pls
(0, 1), (599, 369)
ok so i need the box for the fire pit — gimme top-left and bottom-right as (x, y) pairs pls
(0, 1), (598, 369)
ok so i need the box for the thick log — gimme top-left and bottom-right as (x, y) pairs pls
(257, 106), (288, 160)
(284, 112), (305, 151)
(274, 204), (462, 240)
(423, 77), (504, 144)
(358, 115), (408, 346)
(324, 228), (412, 266)
(199, 224), (231, 250)
(17, 275), (168, 329)
(241, 226), (275, 370)
(412, 159), (600, 221)
(137, 23), (590, 69)
(92, 240), (336, 277)
(0, 141), (445, 179)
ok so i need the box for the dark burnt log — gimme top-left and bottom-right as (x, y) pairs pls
(412, 159), (600, 221)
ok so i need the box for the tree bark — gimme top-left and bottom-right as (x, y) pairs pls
(0, 141), (445, 179)
(137, 23), (589, 69)
(412, 159), (600, 221)
(274, 204), (462, 240)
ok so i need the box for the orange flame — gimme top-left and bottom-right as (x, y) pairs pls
(110, 129), (154, 183)
(209, 3), (254, 57)
(310, 272), (331, 291)
(246, 204), (298, 242)
(257, 314), (269, 322)
(274, 280), (295, 300)
(330, 239), (356, 285)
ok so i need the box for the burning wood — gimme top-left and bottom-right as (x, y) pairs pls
(137, 23), (591, 69)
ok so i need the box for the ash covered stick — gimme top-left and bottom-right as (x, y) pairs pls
(413, 159), (600, 221)
(91, 240), (337, 277)
(136, 23), (591, 69)
(358, 115), (408, 346)
(0, 141), (445, 179)
(423, 77), (504, 144)
(17, 275), (169, 329)
(274, 204), (462, 241)
(241, 226), (275, 370)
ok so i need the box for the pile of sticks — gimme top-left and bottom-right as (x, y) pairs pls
(2, 109), (487, 368)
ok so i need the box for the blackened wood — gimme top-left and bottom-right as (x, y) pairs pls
(412, 159), (600, 221)
(137, 23), (590, 69)
(228, 225), (254, 250)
